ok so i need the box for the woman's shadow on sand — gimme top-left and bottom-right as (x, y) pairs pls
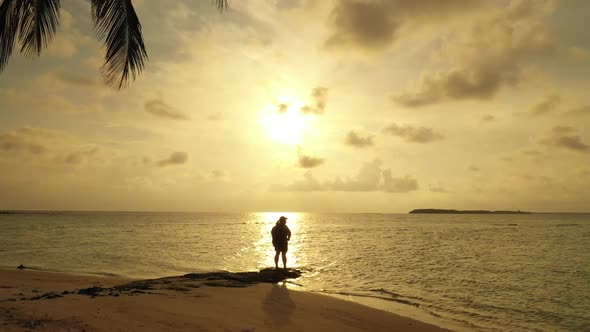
(262, 282), (296, 328)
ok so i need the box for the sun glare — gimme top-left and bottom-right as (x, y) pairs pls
(260, 99), (315, 145)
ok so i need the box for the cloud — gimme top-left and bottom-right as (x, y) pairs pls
(42, 95), (99, 114)
(64, 146), (100, 165)
(276, 0), (302, 11)
(54, 72), (102, 87)
(208, 112), (223, 121)
(381, 170), (418, 193)
(156, 152), (189, 167)
(301, 87), (329, 115)
(0, 72), (108, 114)
(568, 47), (590, 62)
(539, 126), (589, 153)
(0, 127), (85, 159)
(327, 160), (383, 191)
(44, 9), (92, 59)
(500, 156), (513, 162)
(0, 127), (106, 165)
(209, 169), (231, 182)
(296, 147), (325, 168)
(429, 185), (451, 193)
(0, 127), (53, 155)
(324, 0), (483, 52)
(267, 87), (328, 116)
(382, 123), (443, 143)
(479, 114), (496, 124)
(139, 1), (275, 66)
(392, 66), (521, 108)
(277, 103), (289, 114)
(392, 0), (556, 107)
(324, 0), (399, 52)
(565, 105), (590, 117)
(528, 94), (560, 116)
(522, 149), (542, 157)
(145, 99), (191, 121)
(298, 154), (325, 169)
(275, 171), (323, 192)
(142, 157), (152, 165)
(274, 160), (418, 193)
(345, 131), (374, 148)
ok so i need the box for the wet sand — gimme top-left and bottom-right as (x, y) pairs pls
(0, 268), (451, 331)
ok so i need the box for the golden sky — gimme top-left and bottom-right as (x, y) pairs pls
(0, 0), (589, 212)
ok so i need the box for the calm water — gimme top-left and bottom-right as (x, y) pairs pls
(0, 212), (588, 331)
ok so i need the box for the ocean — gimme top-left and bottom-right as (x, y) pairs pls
(0, 212), (588, 331)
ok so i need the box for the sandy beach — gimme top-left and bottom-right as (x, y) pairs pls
(0, 268), (450, 331)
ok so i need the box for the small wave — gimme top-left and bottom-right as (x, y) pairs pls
(554, 224), (579, 227)
(369, 287), (402, 298)
(318, 289), (422, 308)
(369, 288), (425, 300)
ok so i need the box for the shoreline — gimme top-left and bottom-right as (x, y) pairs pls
(0, 268), (453, 331)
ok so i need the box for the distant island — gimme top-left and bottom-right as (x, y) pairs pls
(409, 209), (532, 214)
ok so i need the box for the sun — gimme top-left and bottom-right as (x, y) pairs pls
(260, 98), (315, 145)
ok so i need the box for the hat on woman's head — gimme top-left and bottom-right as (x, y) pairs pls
(278, 216), (288, 221)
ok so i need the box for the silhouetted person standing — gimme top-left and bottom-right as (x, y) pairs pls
(271, 216), (291, 269)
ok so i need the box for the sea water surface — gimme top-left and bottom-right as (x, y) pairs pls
(0, 212), (589, 331)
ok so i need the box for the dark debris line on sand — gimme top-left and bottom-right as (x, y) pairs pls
(3, 268), (302, 302)
(182, 268), (302, 287)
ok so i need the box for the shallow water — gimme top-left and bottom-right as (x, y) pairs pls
(0, 212), (589, 331)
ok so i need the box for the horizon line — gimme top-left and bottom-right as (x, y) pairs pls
(1, 209), (589, 214)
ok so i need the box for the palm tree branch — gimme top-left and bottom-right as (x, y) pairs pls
(1, 0), (229, 87)
(214, 0), (229, 12)
(92, 0), (147, 90)
(18, 0), (61, 57)
(0, 0), (21, 71)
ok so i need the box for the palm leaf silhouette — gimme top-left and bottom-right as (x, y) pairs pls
(0, 0), (230, 89)
(214, 0), (229, 11)
(0, 0), (22, 71)
(18, 0), (61, 57)
(91, 0), (147, 90)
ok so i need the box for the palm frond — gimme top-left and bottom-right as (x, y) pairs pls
(0, 0), (21, 71)
(1, 0), (230, 88)
(18, 0), (61, 57)
(214, 0), (229, 12)
(92, 0), (147, 90)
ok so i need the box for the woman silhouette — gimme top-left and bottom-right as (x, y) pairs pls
(271, 216), (291, 269)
